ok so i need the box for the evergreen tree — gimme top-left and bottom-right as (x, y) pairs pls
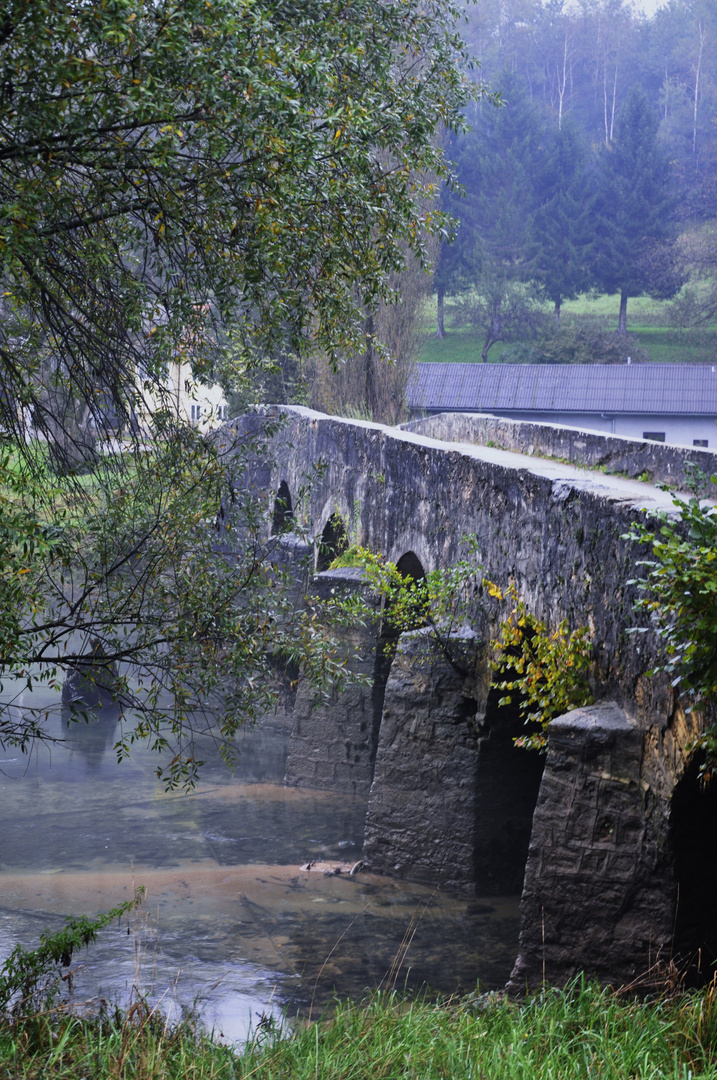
(433, 130), (483, 338)
(530, 122), (594, 327)
(438, 76), (545, 357)
(469, 77), (545, 360)
(591, 87), (678, 332)
(471, 76), (543, 275)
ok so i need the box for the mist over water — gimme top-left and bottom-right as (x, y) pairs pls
(0, 683), (520, 1042)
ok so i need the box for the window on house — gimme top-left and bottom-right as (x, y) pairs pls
(694, 439), (709, 448)
(217, 404), (229, 420)
(190, 404), (202, 421)
(643, 431), (665, 442)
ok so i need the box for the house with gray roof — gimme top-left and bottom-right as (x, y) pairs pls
(407, 363), (717, 448)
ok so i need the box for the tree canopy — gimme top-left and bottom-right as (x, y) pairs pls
(1, 0), (477, 441)
(530, 122), (593, 327)
(445, 77), (546, 360)
(0, 0), (479, 776)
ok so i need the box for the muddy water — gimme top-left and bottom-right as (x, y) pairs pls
(0, 688), (520, 1041)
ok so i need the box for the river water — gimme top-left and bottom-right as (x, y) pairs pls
(0, 685), (520, 1042)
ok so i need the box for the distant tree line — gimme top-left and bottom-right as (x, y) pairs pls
(436, 0), (717, 360)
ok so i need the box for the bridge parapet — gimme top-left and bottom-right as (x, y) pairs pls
(403, 412), (717, 497)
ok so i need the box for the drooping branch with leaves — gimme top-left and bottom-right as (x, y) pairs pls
(0, 0), (483, 771)
(3, 420), (359, 786)
(0, 0), (482, 463)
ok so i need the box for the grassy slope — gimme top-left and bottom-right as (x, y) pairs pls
(3, 982), (717, 1079)
(419, 293), (717, 365)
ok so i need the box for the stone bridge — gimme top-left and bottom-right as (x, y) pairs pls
(219, 405), (717, 992)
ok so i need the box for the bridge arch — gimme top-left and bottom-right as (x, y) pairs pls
(395, 551), (426, 583)
(669, 752), (717, 983)
(316, 510), (348, 571)
(387, 536), (432, 578)
(271, 480), (293, 535)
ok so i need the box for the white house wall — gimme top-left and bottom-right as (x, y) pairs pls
(167, 361), (229, 432)
(477, 411), (717, 448)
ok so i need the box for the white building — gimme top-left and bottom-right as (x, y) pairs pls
(407, 363), (717, 448)
(165, 360), (229, 432)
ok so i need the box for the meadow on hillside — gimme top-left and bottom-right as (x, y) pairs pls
(419, 293), (717, 366)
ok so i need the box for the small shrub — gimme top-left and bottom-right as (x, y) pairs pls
(501, 325), (651, 365)
(488, 582), (594, 749)
(626, 471), (717, 773)
(498, 341), (545, 364)
(326, 542), (484, 665)
(328, 544), (367, 570)
(0, 890), (144, 1016)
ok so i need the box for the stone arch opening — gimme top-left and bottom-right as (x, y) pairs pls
(670, 755), (717, 983)
(317, 512), (348, 572)
(472, 686), (545, 895)
(388, 550), (428, 632)
(395, 551), (426, 583)
(271, 480), (293, 535)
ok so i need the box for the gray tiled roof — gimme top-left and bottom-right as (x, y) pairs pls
(408, 364), (717, 415)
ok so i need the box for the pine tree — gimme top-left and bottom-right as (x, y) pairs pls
(530, 122), (594, 328)
(433, 126), (485, 338)
(592, 87), (678, 333)
(439, 75), (545, 358)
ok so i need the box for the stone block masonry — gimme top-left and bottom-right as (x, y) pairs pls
(363, 629), (485, 893)
(363, 629), (545, 895)
(508, 703), (672, 991)
(285, 568), (385, 797)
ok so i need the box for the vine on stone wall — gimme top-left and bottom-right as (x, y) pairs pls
(487, 582), (594, 750)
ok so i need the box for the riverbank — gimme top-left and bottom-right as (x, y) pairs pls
(3, 980), (717, 1079)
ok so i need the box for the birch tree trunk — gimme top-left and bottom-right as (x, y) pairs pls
(557, 31), (570, 131)
(693, 22), (705, 158)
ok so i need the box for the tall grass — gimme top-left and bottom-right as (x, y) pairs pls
(2, 980), (717, 1079)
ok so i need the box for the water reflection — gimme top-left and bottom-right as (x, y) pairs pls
(0, 685), (521, 1041)
(62, 699), (121, 768)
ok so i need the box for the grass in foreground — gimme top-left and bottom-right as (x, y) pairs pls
(3, 980), (717, 1079)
